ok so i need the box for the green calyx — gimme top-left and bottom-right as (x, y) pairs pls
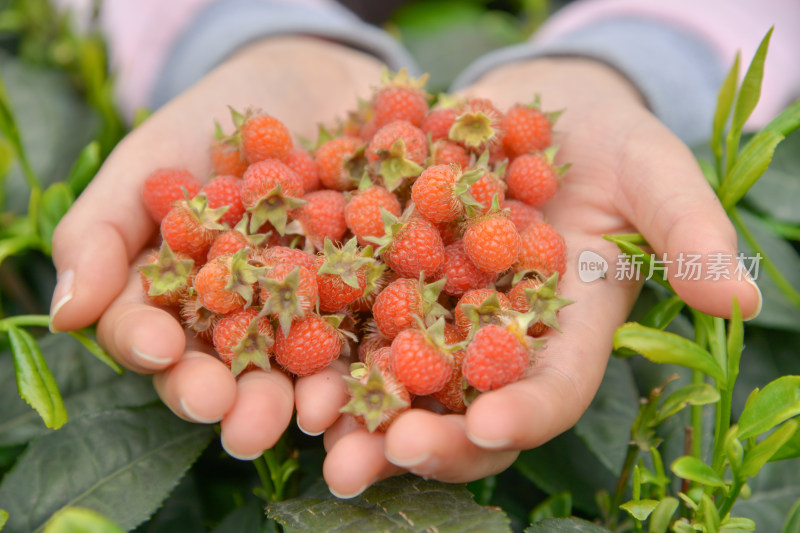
(187, 193), (227, 231)
(452, 165), (487, 217)
(459, 292), (508, 340)
(413, 315), (462, 354)
(230, 316), (274, 376)
(138, 242), (194, 296)
(419, 274), (452, 324)
(224, 248), (265, 308)
(317, 237), (376, 290)
(246, 182), (307, 235)
(449, 110), (497, 150)
(259, 266), (310, 337)
(377, 138), (424, 192)
(521, 272), (574, 332)
(380, 66), (429, 92)
(340, 364), (409, 433)
(364, 207), (406, 255)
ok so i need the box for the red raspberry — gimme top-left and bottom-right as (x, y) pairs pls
(367, 120), (428, 190)
(468, 172), (505, 214)
(314, 136), (363, 191)
(380, 215), (445, 279)
(432, 324), (468, 412)
(138, 244), (196, 309)
(344, 185), (401, 246)
(389, 326), (453, 396)
(241, 159), (305, 235)
(502, 199), (544, 232)
(505, 152), (561, 207)
(341, 362), (411, 433)
(274, 313), (342, 376)
(513, 221), (567, 277)
(210, 138), (248, 178)
(160, 195), (226, 264)
(259, 246), (316, 270)
(410, 164), (467, 224)
(454, 288), (513, 339)
(463, 324), (531, 391)
(294, 189), (347, 251)
(200, 175), (244, 228)
(212, 307), (274, 375)
(462, 212), (521, 274)
(284, 148), (320, 193)
(501, 102), (552, 157)
(313, 238), (372, 313)
(507, 274), (572, 337)
(422, 107), (458, 141)
(259, 262), (319, 336)
(142, 168), (202, 224)
(441, 240), (497, 297)
(372, 276), (447, 340)
(431, 139), (471, 168)
(194, 250), (260, 314)
(240, 112), (293, 163)
(373, 85), (428, 128)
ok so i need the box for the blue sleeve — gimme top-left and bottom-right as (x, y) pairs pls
(150, 0), (420, 110)
(450, 17), (726, 145)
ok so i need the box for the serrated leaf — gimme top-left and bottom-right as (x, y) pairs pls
(42, 507), (125, 533)
(671, 456), (726, 487)
(0, 333), (157, 446)
(267, 474), (512, 533)
(737, 376), (800, 439)
(0, 406), (213, 533)
(718, 130), (784, 209)
(613, 323), (725, 384)
(740, 420), (798, 478)
(620, 499), (659, 521)
(7, 325), (68, 430)
(524, 517), (613, 532)
(656, 383), (720, 423)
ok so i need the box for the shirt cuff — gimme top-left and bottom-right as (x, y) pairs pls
(450, 17), (725, 145)
(149, 0), (420, 110)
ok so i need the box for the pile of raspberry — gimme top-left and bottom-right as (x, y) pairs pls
(139, 69), (572, 433)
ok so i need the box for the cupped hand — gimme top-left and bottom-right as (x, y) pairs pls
(49, 36), (384, 459)
(304, 57), (762, 497)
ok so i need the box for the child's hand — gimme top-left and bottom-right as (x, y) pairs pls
(49, 36), (384, 459)
(303, 57), (763, 497)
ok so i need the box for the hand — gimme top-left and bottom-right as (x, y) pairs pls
(49, 36), (384, 459)
(303, 57), (763, 497)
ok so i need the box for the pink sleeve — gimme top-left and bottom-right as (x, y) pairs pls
(535, 0), (800, 127)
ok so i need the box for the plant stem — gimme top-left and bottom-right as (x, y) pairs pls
(717, 479), (744, 518)
(710, 318), (733, 473)
(263, 448), (286, 501)
(609, 443), (640, 529)
(691, 315), (709, 461)
(0, 313), (50, 331)
(252, 456), (275, 502)
(730, 208), (800, 309)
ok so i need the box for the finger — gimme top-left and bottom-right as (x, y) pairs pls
(152, 351), (238, 424)
(95, 258), (187, 372)
(220, 368), (295, 460)
(465, 231), (636, 450)
(322, 418), (403, 499)
(605, 116), (761, 319)
(384, 411), (518, 482)
(294, 358), (350, 436)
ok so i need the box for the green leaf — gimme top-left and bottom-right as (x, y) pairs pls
(639, 295), (685, 330)
(770, 421), (800, 462)
(740, 420), (798, 478)
(36, 182), (74, 255)
(712, 52), (740, 172)
(724, 27), (773, 173)
(42, 507), (125, 533)
(267, 474), (512, 532)
(67, 329), (122, 374)
(7, 325), (68, 430)
(574, 357), (638, 475)
(781, 497), (800, 533)
(762, 98), (800, 137)
(656, 383), (720, 423)
(0, 333), (157, 446)
(529, 492), (572, 523)
(737, 376), (800, 439)
(524, 517), (613, 532)
(649, 497), (680, 533)
(0, 234), (41, 266)
(212, 499), (266, 533)
(65, 141), (101, 195)
(0, 509), (7, 530)
(603, 235), (673, 292)
(670, 456), (726, 487)
(720, 516), (756, 531)
(0, 406), (213, 533)
(620, 499), (659, 521)
(718, 130), (784, 209)
(613, 323), (725, 384)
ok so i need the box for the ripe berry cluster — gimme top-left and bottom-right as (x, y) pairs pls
(139, 69), (572, 433)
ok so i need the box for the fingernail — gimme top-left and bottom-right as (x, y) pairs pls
(49, 269), (75, 331)
(467, 432), (511, 449)
(329, 482), (369, 500)
(220, 435), (263, 461)
(131, 346), (173, 366)
(739, 258), (763, 321)
(179, 396), (222, 424)
(385, 450), (429, 468)
(297, 420), (324, 437)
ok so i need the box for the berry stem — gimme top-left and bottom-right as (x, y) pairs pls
(252, 455), (276, 502)
(0, 313), (51, 331)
